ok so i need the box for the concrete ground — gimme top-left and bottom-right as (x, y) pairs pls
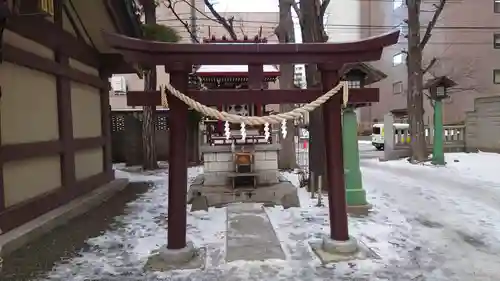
(225, 203), (285, 262)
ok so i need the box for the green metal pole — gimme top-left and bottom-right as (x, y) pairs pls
(342, 107), (367, 206)
(432, 100), (445, 165)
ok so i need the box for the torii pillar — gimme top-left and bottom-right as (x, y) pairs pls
(166, 64), (190, 250)
(320, 65), (350, 242)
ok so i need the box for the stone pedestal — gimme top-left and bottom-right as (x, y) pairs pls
(309, 235), (378, 264)
(201, 144), (280, 186)
(189, 143), (299, 209)
(158, 242), (196, 264)
(145, 241), (205, 271)
(322, 236), (358, 254)
(188, 179), (300, 210)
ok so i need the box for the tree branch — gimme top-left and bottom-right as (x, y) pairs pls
(422, 57), (437, 74)
(318, 0), (330, 41)
(292, 0), (302, 21)
(320, 0), (331, 19)
(204, 0), (238, 40)
(163, 0), (199, 42)
(238, 19), (246, 37)
(419, 0), (447, 50)
(177, 0), (219, 24)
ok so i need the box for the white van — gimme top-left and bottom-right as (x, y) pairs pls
(371, 123), (410, 150)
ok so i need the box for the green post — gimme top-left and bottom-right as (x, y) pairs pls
(432, 100), (445, 165)
(342, 107), (368, 206)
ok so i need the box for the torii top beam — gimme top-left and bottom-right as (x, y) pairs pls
(102, 30), (400, 67)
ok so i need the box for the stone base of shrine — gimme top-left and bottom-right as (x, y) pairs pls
(188, 174), (300, 211)
(309, 235), (380, 264)
(201, 144), (281, 186)
(144, 242), (206, 271)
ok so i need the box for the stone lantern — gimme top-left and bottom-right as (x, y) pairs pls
(425, 76), (456, 101)
(339, 63), (386, 212)
(424, 76), (457, 165)
(343, 68), (366, 89)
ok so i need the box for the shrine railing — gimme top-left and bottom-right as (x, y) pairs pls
(393, 125), (466, 152)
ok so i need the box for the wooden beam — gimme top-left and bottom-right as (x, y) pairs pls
(3, 44), (107, 89)
(54, 0), (76, 195)
(126, 88), (379, 106)
(0, 137), (105, 163)
(100, 70), (114, 179)
(122, 49), (384, 67)
(7, 15), (100, 67)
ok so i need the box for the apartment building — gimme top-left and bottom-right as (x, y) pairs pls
(352, 0), (500, 131)
(110, 0), (279, 110)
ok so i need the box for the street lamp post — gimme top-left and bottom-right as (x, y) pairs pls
(424, 76), (457, 166)
(342, 69), (370, 211)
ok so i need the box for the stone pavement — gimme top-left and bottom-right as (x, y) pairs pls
(225, 203), (285, 262)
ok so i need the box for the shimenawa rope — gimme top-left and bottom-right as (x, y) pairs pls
(161, 81), (349, 126)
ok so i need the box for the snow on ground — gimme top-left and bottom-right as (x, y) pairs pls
(38, 151), (500, 280)
(360, 152), (500, 280)
(41, 165), (227, 280)
(379, 151), (499, 184)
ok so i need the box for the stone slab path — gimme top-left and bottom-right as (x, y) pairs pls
(225, 203), (285, 262)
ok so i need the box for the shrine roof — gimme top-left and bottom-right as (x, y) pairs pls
(195, 65), (280, 77)
(202, 35), (268, 44)
(195, 35), (279, 77)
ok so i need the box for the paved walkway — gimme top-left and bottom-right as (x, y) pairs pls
(225, 203), (285, 262)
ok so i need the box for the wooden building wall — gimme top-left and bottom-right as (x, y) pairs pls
(0, 6), (113, 232)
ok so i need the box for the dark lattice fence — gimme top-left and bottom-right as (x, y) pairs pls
(111, 111), (170, 164)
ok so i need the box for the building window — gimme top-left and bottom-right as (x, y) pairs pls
(495, 0), (500, 13)
(494, 69), (500, 84)
(393, 81), (403, 94)
(494, 34), (500, 48)
(393, 0), (403, 9)
(393, 52), (404, 66)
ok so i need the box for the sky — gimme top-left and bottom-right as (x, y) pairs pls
(212, 0), (279, 12)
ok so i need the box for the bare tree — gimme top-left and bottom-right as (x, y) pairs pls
(137, 0), (181, 170)
(275, 0), (298, 170)
(425, 56), (484, 94)
(162, 0), (238, 41)
(296, 0), (331, 191)
(163, 0), (200, 42)
(405, 0), (447, 162)
(141, 0), (159, 170)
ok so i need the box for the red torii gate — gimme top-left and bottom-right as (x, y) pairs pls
(103, 30), (399, 250)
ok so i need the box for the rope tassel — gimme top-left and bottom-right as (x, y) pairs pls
(240, 122), (246, 141)
(224, 121), (231, 140)
(264, 123), (270, 142)
(281, 119), (287, 139)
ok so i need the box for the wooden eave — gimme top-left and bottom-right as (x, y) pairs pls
(340, 62), (387, 86)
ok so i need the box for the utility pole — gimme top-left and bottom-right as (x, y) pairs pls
(190, 0), (197, 43)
